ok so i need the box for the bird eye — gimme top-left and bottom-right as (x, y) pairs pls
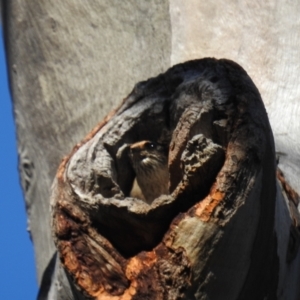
(146, 142), (156, 150)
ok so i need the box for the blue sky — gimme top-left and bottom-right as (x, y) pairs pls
(0, 28), (38, 298)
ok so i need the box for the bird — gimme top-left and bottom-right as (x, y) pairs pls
(129, 140), (169, 204)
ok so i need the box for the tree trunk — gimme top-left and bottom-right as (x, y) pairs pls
(3, 1), (300, 299)
(50, 58), (279, 299)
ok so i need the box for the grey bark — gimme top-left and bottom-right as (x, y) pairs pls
(169, 1), (300, 196)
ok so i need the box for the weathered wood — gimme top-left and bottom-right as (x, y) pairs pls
(51, 58), (290, 299)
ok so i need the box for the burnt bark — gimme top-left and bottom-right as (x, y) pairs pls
(51, 58), (289, 299)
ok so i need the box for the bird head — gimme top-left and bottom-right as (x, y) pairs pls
(129, 141), (168, 175)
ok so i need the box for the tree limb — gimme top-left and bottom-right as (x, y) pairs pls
(51, 58), (295, 299)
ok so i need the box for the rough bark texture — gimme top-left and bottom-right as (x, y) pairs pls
(2, 1), (300, 299)
(51, 58), (280, 299)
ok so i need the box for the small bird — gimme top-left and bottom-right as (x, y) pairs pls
(129, 140), (169, 204)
